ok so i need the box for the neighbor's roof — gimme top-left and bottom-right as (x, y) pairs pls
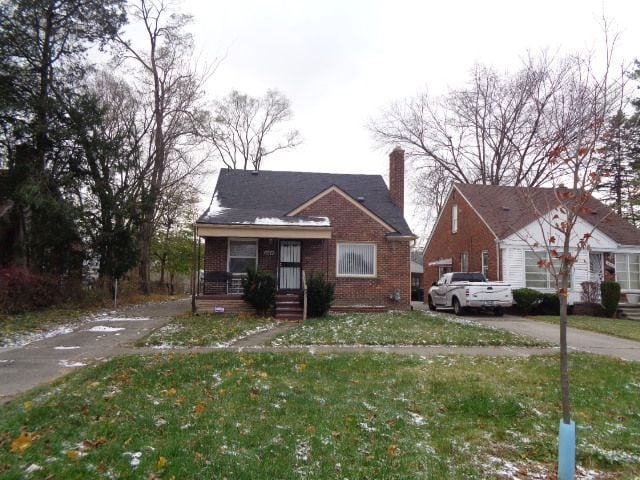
(454, 183), (640, 245)
(197, 169), (414, 236)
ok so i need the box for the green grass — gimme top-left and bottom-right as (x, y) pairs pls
(0, 294), (183, 347)
(0, 353), (638, 479)
(272, 310), (547, 346)
(533, 315), (640, 342)
(137, 313), (276, 347)
(0, 308), (88, 347)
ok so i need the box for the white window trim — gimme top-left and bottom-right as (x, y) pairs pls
(481, 250), (489, 279)
(227, 238), (258, 274)
(452, 204), (458, 234)
(460, 251), (469, 272)
(336, 242), (377, 278)
(615, 253), (640, 291)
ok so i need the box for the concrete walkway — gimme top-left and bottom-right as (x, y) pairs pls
(0, 298), (191, 403)
(412, 301), (640, 362)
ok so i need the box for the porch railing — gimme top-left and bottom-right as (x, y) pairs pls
(302, 269), (308, 321)
(200, 271), (245, 295)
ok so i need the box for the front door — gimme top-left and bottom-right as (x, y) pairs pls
(279, 240), (302, 290)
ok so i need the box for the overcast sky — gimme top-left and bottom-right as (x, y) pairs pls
(173, 0), (640, 239)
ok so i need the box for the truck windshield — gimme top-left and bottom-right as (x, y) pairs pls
(451, 273), (486, 282)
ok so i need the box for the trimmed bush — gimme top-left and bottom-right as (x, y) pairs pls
(242, 268), (276, 316)
(600, 281), (621, 318)
(539, 293), (560, 315)
(303, 274), (335, 318)
(512, 288), (544, 315)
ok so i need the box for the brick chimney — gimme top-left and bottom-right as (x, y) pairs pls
(389, 146), (405, 214)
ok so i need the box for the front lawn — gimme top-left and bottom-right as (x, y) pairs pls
(533, 315), (640, 342)
(272, 310), (546, 346)
(138, 313), (276, 347)
(0, 352), (637, 479)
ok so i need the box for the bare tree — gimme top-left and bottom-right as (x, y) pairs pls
(116, 0), (211, 294)
(370, 54), (576, 220)
(207, 89), (301, 170)
(514, 31), (625, 479)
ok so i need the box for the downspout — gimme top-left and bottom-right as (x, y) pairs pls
(496, 239), (501, 281)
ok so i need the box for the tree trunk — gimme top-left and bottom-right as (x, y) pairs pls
(559, 291), (571, 424)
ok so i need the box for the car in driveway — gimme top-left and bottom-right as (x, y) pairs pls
(427, 272), (513, 316)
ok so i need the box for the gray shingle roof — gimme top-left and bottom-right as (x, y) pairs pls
(455, 183), (640, 245)
(197, 169), (414, 235)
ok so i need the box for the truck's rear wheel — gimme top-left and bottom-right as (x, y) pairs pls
(453, 298), (464, 316)
(427, 295), (436, 311)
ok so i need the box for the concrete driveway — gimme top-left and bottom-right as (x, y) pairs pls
(0, 298), (190, 403)
(413, 301), (640, 362)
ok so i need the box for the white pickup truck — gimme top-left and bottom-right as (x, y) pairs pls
(427, 272), (513, 316)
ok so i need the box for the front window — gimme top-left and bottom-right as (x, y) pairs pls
(481, 250), (489, 279)
(616, 253), (640, 290)
(525, 250), (571, 289)
(460, 252), (469, 272)
(337, 243), (376, 277)
(228, 239), (257, 293)
(452, 204), (458, 233)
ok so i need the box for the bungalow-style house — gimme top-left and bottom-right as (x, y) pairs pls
(423, 183), (640, 305)
(194, 148), (416, 318)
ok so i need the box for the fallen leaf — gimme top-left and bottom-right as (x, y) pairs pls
(156, 456), (168, 469)
(10, 432), (35, 453)
(193, 403), (205, 415)
(259, 371), (268, 378)
(164, 388), (177, 397)
(306, 425), (316, 434)
(387, 444), (399, 457)
(23, 401), (33, 411)
(65, 450), (79, 461)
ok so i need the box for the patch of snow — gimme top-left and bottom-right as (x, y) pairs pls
(91, 317), (150, 322)
(1, 325), (74, 350)
(123, 451), (142, 468)
(54, 345), (81, 350)
(85, 326), (125, 332)
(58, 360), (86, 368)
(408, 412), (426, 426)
(25, 464), (42, 474)
(295, 440), (311, 462)
(584, 443), (640, 463)
(358, 422), (376, 432)
(253, 216), (330, 227)
(203, 192), (228, 219)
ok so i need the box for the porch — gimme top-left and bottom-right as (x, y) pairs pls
(193, 230), (331, 319)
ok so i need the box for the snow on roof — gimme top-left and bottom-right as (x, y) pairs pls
(253, 216), (331, 227)
(203, 192), (228, 220)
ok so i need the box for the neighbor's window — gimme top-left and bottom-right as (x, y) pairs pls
(481, 250), (489, 279)
(452, 204), (458, 233)
(337, 243), (376, 277)
(525, 250), (571, 289)
(460, 252), (469, 272)
(616, 253), (640, 290)
(228, 239), (258, 274)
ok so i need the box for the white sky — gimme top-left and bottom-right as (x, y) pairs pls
(174, 0), (640, 240)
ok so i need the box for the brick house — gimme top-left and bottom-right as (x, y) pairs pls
(194, 148), (416, 318)
(423, 183), (640, 305)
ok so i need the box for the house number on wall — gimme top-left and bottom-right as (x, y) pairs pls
(263, 250), (275, 256)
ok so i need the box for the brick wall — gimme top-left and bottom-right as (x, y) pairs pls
(298, 190), (411, 309)
(203, 237), (227, 294)
(423, 187), (498, 288)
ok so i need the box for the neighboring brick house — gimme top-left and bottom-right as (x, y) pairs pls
(194, 148), (416, 318)
(423, 183), (640, 305)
